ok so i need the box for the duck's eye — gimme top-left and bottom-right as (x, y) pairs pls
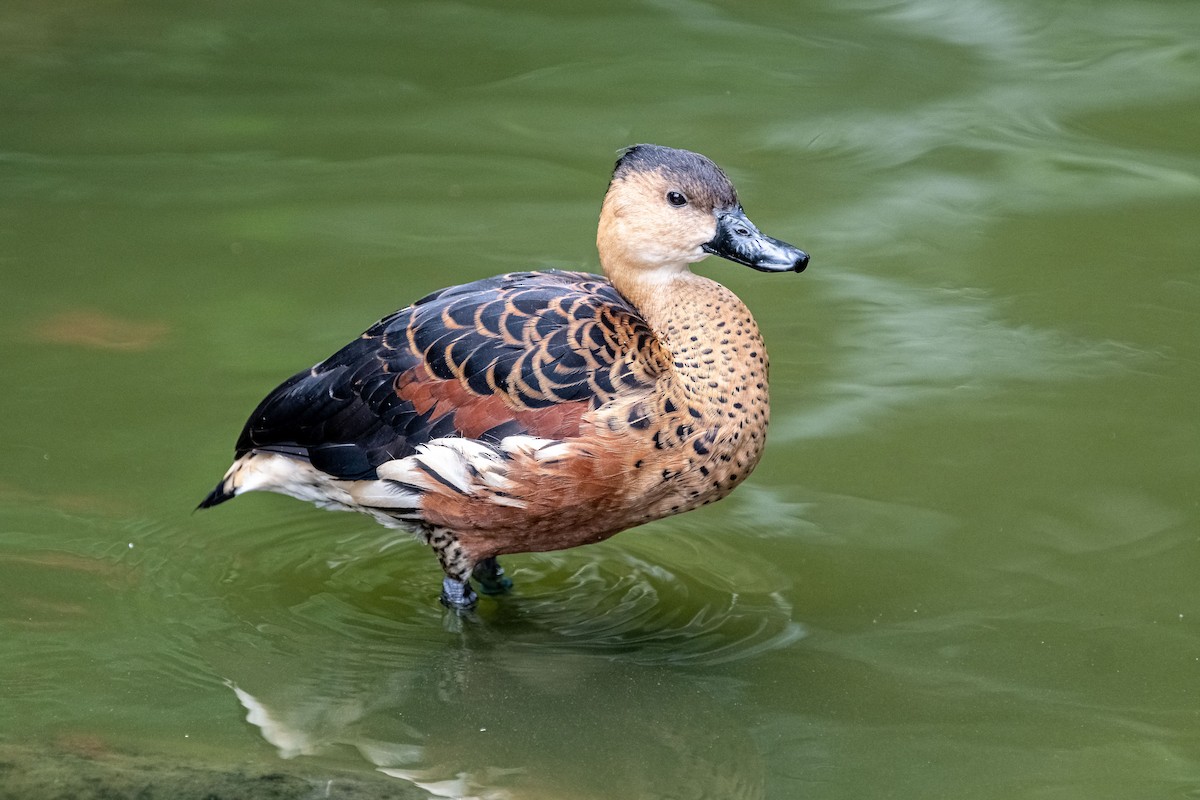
(666, 191), (688, 207)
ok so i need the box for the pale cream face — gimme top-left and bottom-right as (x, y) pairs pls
(597, 168), (724, 276)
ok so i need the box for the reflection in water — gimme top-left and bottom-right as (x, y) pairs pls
(202, 525), (793, 797)
(226, 634), (764, 800)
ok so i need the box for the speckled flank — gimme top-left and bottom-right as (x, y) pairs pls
(199, 144), (805, 608)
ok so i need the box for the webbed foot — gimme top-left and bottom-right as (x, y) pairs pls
(472, 557), (513, 596)
(439, 576), (479, 611)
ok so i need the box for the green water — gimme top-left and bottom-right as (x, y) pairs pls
(2, 1), (1199, 797)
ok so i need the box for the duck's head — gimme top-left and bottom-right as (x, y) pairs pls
(597, 144), (808, 281)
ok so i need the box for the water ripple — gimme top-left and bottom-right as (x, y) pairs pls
(480, 546), (807, 666)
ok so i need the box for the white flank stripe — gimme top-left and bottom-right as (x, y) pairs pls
(349, 480), (423, 510)
(413, 442), (478, 494)
(375, 458), (427, 485)
(532, 442), (573, 462)
(499, 435), (547, 458)
(404, 437), (516, 496)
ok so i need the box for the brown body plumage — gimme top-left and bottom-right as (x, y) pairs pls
(200, 145), (808, 609)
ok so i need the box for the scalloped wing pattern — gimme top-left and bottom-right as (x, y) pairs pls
(233, 270), (668, 480)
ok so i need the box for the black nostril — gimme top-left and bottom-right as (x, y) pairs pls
(793, 251), (810, 272)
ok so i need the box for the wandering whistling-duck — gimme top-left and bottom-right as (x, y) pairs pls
(199, 145), (809, 610)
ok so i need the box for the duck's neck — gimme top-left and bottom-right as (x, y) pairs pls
(608, 261), (771, 427)
(606, 262), (700, 330)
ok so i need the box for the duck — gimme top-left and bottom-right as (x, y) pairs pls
(199, 144), (808, 610)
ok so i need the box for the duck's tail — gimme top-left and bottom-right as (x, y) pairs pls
(196, 457), (247, 510)
(196, 480), (235, 510)
(195, 451), (341, 513)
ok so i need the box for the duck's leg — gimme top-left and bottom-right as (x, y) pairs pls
(472, 557), (513, 596)
(440, 575), (478, 610)
(429, 527), (478, 610)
